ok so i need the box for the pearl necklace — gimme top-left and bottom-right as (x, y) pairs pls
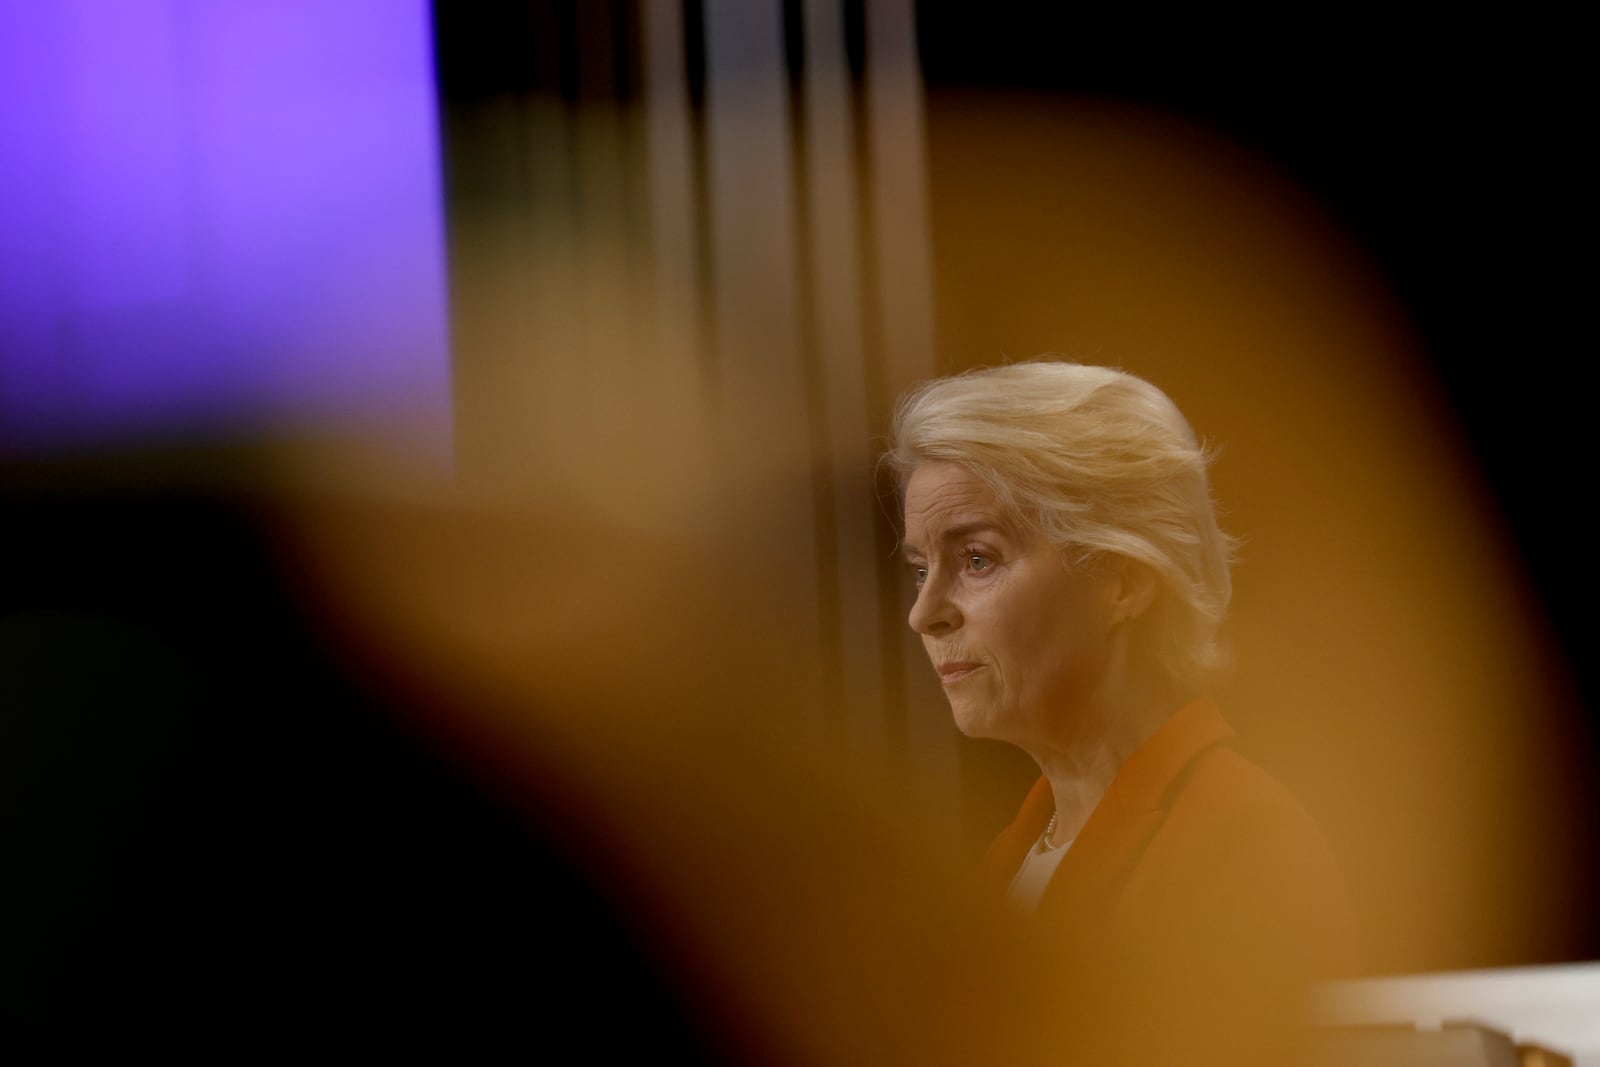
(1040, 812), (1063, 851)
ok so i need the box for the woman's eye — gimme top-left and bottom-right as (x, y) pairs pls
(912, 565), (929, 588)
(968, 554), (992, 573)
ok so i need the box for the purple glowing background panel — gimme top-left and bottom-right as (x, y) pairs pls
(0, 0), (451, 454)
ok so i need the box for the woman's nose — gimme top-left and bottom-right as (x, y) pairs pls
(908, 574), (960, 635)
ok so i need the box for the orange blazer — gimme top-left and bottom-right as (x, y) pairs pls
(981, 700), (1356, 1060)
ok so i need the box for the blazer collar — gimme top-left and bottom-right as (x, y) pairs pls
(982, 700), (1235, 907)
(1095, 697), (1234, 815)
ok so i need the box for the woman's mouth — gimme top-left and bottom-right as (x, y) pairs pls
(936, 661), (983, 686)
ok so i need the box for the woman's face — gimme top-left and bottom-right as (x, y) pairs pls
(902, 462), (1118, 750)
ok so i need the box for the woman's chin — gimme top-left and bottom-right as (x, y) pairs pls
(948, 698), (1006, 743)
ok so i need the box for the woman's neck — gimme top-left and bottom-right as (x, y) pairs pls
(1030, 671), (1186, 847)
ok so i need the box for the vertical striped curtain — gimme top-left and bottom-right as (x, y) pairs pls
(435, 1), (955, 818)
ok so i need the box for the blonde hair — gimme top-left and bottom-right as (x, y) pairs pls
(886, 360), (1236, 689)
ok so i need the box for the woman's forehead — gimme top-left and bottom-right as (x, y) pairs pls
(905, 462), (995, 510)
(903, 465), (1015, 544)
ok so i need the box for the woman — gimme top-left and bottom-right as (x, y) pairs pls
(887, 360), (1353, 1060)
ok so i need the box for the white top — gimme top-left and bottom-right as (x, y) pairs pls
(1006, 826), (1075, 912)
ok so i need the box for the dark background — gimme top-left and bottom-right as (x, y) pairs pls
(914, 6), (1593, 720)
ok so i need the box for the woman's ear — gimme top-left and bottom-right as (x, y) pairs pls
(1104, 556), (1159, 625)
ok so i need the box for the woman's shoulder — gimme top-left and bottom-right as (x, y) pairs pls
(1163, 743), (1339, 867)
(1137, 742), (1361, 976)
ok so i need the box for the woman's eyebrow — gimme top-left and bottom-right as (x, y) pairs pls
(902, 521), (1005, 559)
